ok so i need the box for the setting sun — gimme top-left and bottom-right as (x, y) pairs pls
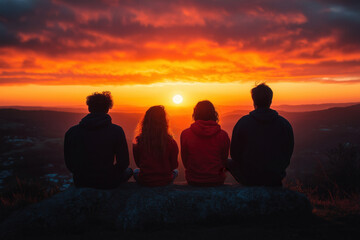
(173, 94), (183, 104)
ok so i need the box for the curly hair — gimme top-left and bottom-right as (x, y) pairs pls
(192, 100), (219, 122)
(135, 105), (173, 159)
(86, 91), (113, 113)
(251, 83), (273, 108)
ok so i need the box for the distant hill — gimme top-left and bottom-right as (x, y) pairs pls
(273, 102), (360, 112)
(2, 102), (359, 115)
(0, 108), (142, 139)
(0, 106), (88, 113)
(1, 104), (360, 184)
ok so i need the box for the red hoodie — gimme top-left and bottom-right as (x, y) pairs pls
(180, 120), (230, 186)
(133, 137), (179, 187)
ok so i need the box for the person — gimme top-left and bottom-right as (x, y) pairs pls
(228, 83), (294, 186)
(133, 105), (179, 187)
(181, 100), (230, 186)
(64, 91), (132, 189)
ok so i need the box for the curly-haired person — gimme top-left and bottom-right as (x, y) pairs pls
(64, 91), (132, 189)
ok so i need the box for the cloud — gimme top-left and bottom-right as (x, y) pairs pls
(0, 0), (359, 85)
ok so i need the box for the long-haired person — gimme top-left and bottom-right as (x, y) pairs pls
(133, 105), (179, 186)
(181, 100), (230, 186)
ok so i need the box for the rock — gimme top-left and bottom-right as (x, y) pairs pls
(0, 183), (312, 238)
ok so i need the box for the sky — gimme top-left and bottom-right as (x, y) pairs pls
(0, 0), (360, 110)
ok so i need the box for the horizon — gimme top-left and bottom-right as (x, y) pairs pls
(1, 101), (359, 116)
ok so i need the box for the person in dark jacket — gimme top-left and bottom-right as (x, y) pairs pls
(228, 83), (294, 186)
(64, 91), (132, 189)
(181, 100), (230, 186)
(133, 105), (179, 187)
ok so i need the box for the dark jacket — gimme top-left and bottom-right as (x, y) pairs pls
(230, 108), (294, 186)
(181, 120), (230, 186)
(133, 136), (178, 187)
(64, 113), (129, 189)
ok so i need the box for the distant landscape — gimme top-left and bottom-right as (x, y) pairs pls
(1, 103), (360, 190)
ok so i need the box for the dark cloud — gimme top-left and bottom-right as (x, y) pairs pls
(0, 0), (35, 20)
(0, 0), (359, 54)
(0, 0), (359, 85)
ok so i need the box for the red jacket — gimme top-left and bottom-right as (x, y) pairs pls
(133, 137), (179, 187)
(181, 120), (230, 186)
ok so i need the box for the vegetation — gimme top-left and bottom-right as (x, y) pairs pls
(322, 143), (360, 194)
(0, 177), (61, 222)
(285, 143), (360, 218)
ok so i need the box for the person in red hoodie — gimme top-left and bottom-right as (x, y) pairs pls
(181, 100), (230, 186)
(133, 105), (179, 187)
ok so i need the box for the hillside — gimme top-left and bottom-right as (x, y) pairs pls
(1, 104), (360, 188)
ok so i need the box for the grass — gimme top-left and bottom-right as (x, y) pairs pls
(283, 143), (360, 219)
(0, 177), (61, 222)
(285, 179), (360, 219)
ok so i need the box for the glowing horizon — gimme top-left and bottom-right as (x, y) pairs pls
(1, 81), (359, 109)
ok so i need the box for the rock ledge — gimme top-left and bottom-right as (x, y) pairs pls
(0, 183), (312, 238)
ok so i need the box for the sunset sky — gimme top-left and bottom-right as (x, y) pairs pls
(0, 0), (360, 111)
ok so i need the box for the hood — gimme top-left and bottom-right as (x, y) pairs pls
(249, 108), (278, 123)
(190, 120), (221, 137)
(79, 113), (112, 129)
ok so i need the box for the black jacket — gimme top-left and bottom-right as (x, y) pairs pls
(64, 113), (129, 188)
(230, 108), (294, 186)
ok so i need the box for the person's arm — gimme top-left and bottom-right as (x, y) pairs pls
(180, 131), (189, 169)
(284, 122), (294, 169)
(132, 138), (141, 167)
(170, 138), (179, 170)
(64, 129), (75, 173)
(221, 131), (231, 166)
(230, 121), (242, 163)
(115, 127), (130, 172)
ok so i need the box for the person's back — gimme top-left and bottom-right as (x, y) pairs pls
(181, 101), (230, 186)
(64, 91), (132, 189)
(133, 136), (178, 186)
(229, 84), (294, 186)
(133, 106), (179, 187)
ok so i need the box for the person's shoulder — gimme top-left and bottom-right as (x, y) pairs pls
(235, 114), (252, 126)
(110, 123), (125, 132)
(219, 129), (230, 139)
(65, 125), (80, 136)
(180, 127), (191, 136)
(238, 114), (252, 121)
(277, 114), (291, 124)
(276, 114), (293, 128)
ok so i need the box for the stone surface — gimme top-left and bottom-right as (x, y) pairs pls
(0, 183), (312, 238)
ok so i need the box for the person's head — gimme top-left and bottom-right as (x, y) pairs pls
(86, 91), (113, 113)
(251, 83), (273, 109)
(137, 105), (172, 157)
(192, 100), (218, 122)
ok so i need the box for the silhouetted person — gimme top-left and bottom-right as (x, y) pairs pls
(133, 105), (179, 186)
(228, 83), (294, 186)
(181, 101), (230, 186)
(64, 91), (132, 189)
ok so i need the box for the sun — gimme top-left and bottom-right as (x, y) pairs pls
(172, 94), (183, 104)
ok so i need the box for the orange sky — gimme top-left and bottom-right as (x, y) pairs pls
(0, 0), (360, 109)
